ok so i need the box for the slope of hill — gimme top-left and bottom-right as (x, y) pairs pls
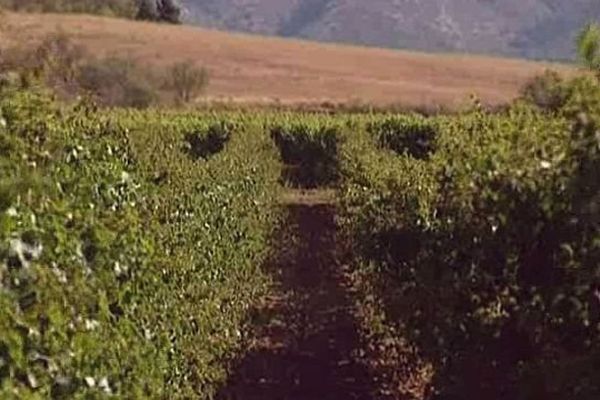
(0, 12), (575, 108)
(180, 0), (600, 60)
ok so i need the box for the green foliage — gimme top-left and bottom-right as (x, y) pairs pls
(338, 91), (600, 397)
(521, 69), (569, 112)
(270, 117), (341, 188)
(0, 88), (280, 398)
(1, 65), (598, 399)
(367, 114), (438, 159)
(182, 121), (234, 160)
(577, 22), (600, 77)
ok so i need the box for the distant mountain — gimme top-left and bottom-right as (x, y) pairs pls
(180, 0), (600, 60)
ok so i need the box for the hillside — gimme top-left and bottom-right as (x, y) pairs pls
(1, 12), (576, 108)
(181, 0), (600, 61)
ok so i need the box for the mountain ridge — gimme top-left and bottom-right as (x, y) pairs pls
(180, 0), (600, 60)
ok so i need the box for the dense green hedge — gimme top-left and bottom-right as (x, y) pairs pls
(270, 116), (342, 187)
(338, 82), (600, 397)
(0, 88), (280, 398)
(366, 114), (438, 159)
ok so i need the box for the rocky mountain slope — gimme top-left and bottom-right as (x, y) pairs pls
(181, 0), (600, 60)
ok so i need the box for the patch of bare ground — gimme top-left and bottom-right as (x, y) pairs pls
(342, 263), (434, 399)
(217, 193), (374, 399)
(217, 190), (432, 399)
(279, 189), (336, 206)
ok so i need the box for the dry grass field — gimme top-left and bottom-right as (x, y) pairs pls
(0, 11), (578, 108)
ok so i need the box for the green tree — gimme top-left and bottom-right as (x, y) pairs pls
(135, 0), (180, 23)
(157, 0), (180, 24)
(576, 22), (600, 78)
(135, 0), (158, 21)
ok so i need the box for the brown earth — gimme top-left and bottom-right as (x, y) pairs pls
(217, 197), (376, 399)
(0, 12), (578, 109)
(217, 189), (432, 400)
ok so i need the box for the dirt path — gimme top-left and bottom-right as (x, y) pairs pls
(217, 191), (376, 400)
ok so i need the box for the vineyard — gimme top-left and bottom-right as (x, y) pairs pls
(0, 76), (599, 399)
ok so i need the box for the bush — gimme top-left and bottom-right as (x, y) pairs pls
(183, 120), (234, 160)
(0, 32), (165, 107)
(0, 32), (86, 94)
(135, 0), (181, 24)
(270, 117), (341, 188)
(78, 56), (159, 108)
(167, 60), (209, 104)
(521, 69), (569, 112)
(577, 22), (600, 79)
(366, 114), (438, 159)
(0, 89), (280, 398)
(338, 102), (600, 398)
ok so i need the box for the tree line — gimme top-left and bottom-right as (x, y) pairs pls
(0, 0), (182, 23)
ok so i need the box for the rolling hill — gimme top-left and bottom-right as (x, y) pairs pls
(0, 12), (576, 108)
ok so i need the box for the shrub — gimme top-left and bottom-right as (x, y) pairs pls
(1, 32), (165, 107)
(521, 69), (569, 112)
(37, 32), (87, 93)
(0, 89), (280, 399)
(183, 120), (235, 160)
(270, 117), (341, 188)
(156, 0), (180, 23)
(577, 22), (600, 78)
(78, 56), (159, 108)
(135, 0), (158, 20)
(366, 114), (438, 159)
(338, 102), (600, 398)
(0, 32), (86, 94)
(167, 60), (209, 104)
(135, 0), (181, 24)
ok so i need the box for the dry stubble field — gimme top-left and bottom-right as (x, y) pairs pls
(0, 11), (577, 109)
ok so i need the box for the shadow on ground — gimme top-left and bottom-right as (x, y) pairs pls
(216, 200), (376, 400)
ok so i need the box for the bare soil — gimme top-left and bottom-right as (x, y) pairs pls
(217, 193), (376, 400)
